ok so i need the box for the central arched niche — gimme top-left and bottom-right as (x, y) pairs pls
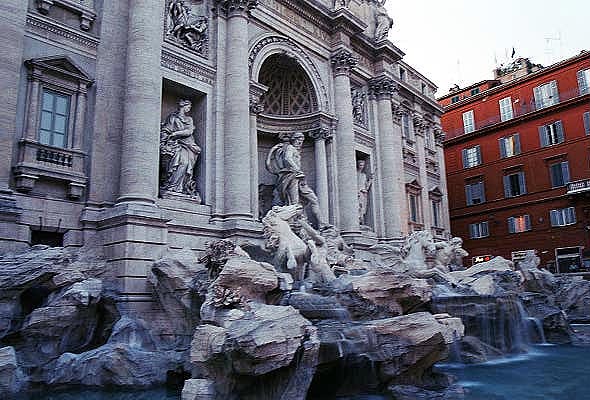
(256, 53), (321, 220)
(258, 53), (319, 116)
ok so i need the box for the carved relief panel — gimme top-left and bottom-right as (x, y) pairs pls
(165, 0), (209, 58)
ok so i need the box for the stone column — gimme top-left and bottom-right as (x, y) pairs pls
(331, 49), (359, 234)
(217, 0), (258, 219)
(370, 77), (402, 238)
(249, 82), (266, 219)
(413, 114), (431, 231)
(117, 0), (164, 204)
(309, 128), (331, 224)
(434, 127), (451, 235)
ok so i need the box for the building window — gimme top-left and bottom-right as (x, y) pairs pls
(549, 161), (570, 187)
(508, 215), (532, 233)
(469, 221), (489, 239)
(402, 113), (412, 140)
(39, 89), (71, 148)
(539, 121), (564, 147)
(499, 97), (514, 121)
(503, 171), (527, 197)
(463, 110), (475, 134)
(399, 67), (406, 81)
(550, 207), (576, 227)
(533, 80), (559, 109)
(465, 181), (485, 205)
(578, 69), (590, 95)
(451, 95), (460, 104)
(499, 133), (521, 158)
(462, 145), (482, 168)
(14, 56), (92, 197)
(470, 87), (480, 96)
(584, 112), (590, 135)
(409, 193), (421, 223)
(432, 200), (442, 227)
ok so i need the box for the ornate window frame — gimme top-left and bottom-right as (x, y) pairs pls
(14, 56), (92, 199)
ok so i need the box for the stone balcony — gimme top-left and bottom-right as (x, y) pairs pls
(13, 139), (87, 199)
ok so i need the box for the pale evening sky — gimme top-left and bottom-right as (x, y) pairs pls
(385, 0), (590, 97)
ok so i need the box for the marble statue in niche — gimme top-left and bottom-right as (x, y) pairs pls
(351, 87), (367, 127)
(167, 0), (208, 54)
(160, 99), (202, 202)
(266, 132), (327, 228)
(356, 158), (373, 226)
(373, 0), (393, 42)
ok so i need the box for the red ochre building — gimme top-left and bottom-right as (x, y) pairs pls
(439, 51), (590, 272)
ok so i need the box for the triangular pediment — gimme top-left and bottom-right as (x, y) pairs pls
(26, 55), (92, 83)
(429, 186), (443, 196)
(405, 178), (421, 190)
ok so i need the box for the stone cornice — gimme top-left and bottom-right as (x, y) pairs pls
(351, 35), (405, 65)
(214, 0), (258, 18)
(329, 8), (366, 36)
(331, 49), (358, 76)
(25, 13), (99, 58)
(161, 49), (216, 85)
(368, 77), (396, 100)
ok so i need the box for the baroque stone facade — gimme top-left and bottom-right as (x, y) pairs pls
(0, 0), (448, 305)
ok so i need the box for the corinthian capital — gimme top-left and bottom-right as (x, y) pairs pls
(434, 128), (446, 144)
(412, 114), (427, 133)
(249, 82), (267, 115)
(391, 103), (404, 123)
(214, 0), (258, 18)
(309, 128), (333, 141)
(331, 49), (358, 76)
(368, 77), (396, 100)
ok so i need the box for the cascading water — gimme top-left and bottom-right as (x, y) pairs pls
(432, 294), (546, 356)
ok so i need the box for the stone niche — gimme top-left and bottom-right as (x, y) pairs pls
(356, 150), (374, 231)
(257, 132), (317, 221)
(160, 78), (206, 203)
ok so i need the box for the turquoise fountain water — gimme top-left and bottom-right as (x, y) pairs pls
(437, 344), (590, 400)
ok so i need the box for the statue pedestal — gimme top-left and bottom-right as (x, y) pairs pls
(160, 190), (202, 204)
